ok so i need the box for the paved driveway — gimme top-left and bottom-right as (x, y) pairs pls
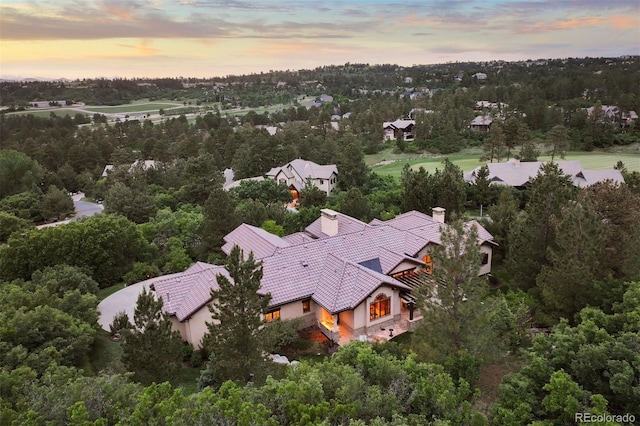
(98, 281), (150, 331)
(97, 275), (171, 331)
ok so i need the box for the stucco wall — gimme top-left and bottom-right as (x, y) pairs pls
(278, 299), (316, 327)
(479, 244), (493, 276)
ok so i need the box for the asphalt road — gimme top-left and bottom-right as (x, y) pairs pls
(73, 199), (104, 219)
(36, 192), (104, 229)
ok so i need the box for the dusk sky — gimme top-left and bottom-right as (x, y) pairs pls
(1, 0), (639, 79)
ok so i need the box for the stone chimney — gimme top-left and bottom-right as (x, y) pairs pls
(320, 208), (339, 236)
(513, 155), (521, 167)
(432, 207), (445, 223)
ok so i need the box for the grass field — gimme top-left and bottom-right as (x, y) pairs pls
(371, 150), (640, 178)
(84, 102), (182, 113)
(7, 108), (82, 118)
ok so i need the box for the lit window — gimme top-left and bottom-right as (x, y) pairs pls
(302, 299), (311, 313)
(370, 294), (391, 321)
(265, 309), (280, 322)
(422, 255), (433, 274)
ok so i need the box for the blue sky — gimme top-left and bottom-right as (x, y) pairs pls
(1, 0), (638, 79)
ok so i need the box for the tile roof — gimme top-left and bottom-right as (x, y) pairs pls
(288, 159), (338, 180)
(282, 232), (316, 245)
(222, 223), (291, 259)
(470, 115), (493, 126)
(153, 264), (230, 321)
(383, 119), (415, 130)
(305, 211), (370, 239)
(157, 209), (495, 321)
(464, 159), (625, 188)
(312, 254), (410, 313)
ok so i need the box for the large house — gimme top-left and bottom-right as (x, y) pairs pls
(464, 158), (625, 189)
(383, 119), (415, 141)
(585, 105), (638, 127)
(224, 159), (338, 199)
(142, 208), (495, 348)
(469, 115), (493, 132)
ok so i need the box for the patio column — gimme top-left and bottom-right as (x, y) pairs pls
(333, 315), (339, 332)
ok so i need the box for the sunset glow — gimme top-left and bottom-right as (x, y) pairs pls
(1, 0), (639, 79)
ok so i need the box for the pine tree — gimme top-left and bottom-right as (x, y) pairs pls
(483, 121), (506, 163)
(200, 245), (271, 387)
(546, 124), (569, 161)
(507, 163), (577, 291)
(413, 221), (499, 368)
(470, 165), (493, 208)
(433, 158), (467, 216)
(200, 187), (238, 260)
(483, 187), (519, 260)
(536, 202), (607, 321)
(121, 288), (184, 385)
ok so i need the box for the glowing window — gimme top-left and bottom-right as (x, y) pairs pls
(302, 299), (311, 313)
(369, 294), (391, 321)
(265, 309), (280, 322)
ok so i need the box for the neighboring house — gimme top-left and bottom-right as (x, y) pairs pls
(264, 159), (338, 198)
(224, 159), (338, 199)
(383, 119), (415, 141)
(473, 72), (488, 80)
(585, 105), (638, 127)
(475, 101), (508, 111)
(469, 115), (493, 132)
(464, 158), (625, 189)
(101, 160), (157, 177)
(142, 208), (495, 348)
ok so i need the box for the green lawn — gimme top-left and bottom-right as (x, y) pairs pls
(97, 283), (125, 302)
(84, 103), (182, 113)
(371, 151), (640, 178)
(7, 108), (82, 118)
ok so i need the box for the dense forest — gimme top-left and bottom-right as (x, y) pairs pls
(0, 56), (639, 425)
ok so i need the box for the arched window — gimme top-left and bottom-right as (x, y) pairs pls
(370, 293), (391, 320)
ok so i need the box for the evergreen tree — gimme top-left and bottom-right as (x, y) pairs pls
(470, 164), (493, 208)
(503, 117), (530, 160)
(336, 139), (369, 190)
(413, 221), (500, 372)
(579, 180), (640, 279)
(201, 245), (270, 387)
(199, 187), (238, 260)
(339, 187), (372, 221)
(519, 138), (541, 162)
(400, 164), (436, 214)
(433, 158), (467, 217)
(536, 202), (607, 321)
(483, 187), (519, 260)
(508, 163), (577, 291)
(298, 179), (327, 208)
(546, 124), (569, 161)
(482, 121), (506, 163)
(121, 288), (184, 385)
